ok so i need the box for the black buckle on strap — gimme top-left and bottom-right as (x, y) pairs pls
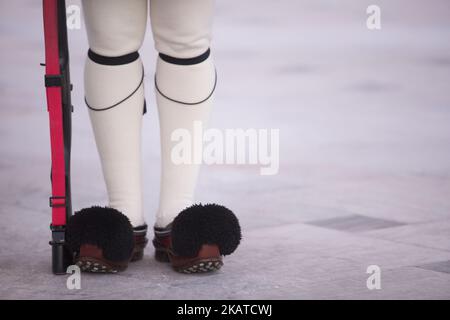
(49, 225), (66, 245)
(45, 74), (63, 87)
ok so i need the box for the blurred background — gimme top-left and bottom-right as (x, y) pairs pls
(1, 0), (450, 299)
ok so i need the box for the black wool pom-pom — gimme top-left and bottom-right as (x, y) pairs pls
(171, 203), (242, 257)
(66, 206), (134, 262)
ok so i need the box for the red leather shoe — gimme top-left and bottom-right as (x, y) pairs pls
(152, 203), (241, 274)
(131, 225), (148, 262)
(66, 206), (142, 273)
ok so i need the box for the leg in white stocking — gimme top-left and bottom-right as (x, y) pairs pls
(150, 0), (215, 228)
(83, 0), (147, 227)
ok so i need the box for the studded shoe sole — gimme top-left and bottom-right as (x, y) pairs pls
(154, 245), (223, 274)
(74, 256), (127, 273)
(175, 258), (223, 274)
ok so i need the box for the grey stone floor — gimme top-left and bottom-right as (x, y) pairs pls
(1, 0), (450, 299)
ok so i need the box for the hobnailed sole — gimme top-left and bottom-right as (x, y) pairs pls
(75, 257), (126, 273)
(176, 259), (223, 274)
(155, 249), (223, 274)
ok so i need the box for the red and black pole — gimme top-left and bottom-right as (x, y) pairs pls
(42, 0), (73, 275)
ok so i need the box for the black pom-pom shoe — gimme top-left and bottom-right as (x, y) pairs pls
(152, 203), (241, 274)
(66, 206), (148, 273)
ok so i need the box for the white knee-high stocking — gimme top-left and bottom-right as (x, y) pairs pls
(155, 53), (216, 228)
(84, 54), (145, 227)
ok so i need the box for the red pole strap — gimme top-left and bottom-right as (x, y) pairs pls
(43, 0), (67, 226)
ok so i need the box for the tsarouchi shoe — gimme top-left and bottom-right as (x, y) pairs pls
(66, 206), (136, 273)
(152, 203), (241, 274)
(131, 224), (148, 262)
